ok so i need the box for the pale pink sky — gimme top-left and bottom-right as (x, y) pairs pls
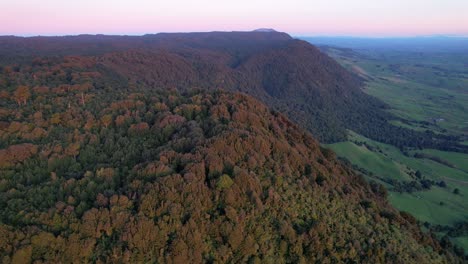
(2, 0), (468, 36)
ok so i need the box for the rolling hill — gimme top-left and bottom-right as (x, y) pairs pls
(1, 31), (465, 151)
(0, 79), (463, 261)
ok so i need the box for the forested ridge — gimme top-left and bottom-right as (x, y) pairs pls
(0, 56), (465, 262)
(0, 32), (466, 152)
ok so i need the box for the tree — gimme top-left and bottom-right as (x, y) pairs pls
(13, 85), (31, 106)
(415, 170), (422, 179)
(50, 113), (62, 125)
(216, 174), (234, 190)
(438, 181), (447, 188)
(65, 143), (81, 159)
(101, 115), (113, 128)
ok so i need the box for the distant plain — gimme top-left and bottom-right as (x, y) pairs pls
(304, 37), (468, 250)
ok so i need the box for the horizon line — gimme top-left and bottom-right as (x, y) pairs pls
(1, 31), (468, 39)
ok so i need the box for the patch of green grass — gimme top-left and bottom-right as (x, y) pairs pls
(452, 236), (468, 252)
(323, 46), (468, 251)
(389, 189), (467, 226)
(328, 131), (468, 226)
(326, 47), (468, 135)
(364, 78), (468, 134)
(346, 131), (468, 182)
(329, 131), (468, 251)
(415, 149), (468, 173)
(328, 141), (411, 181)
(388, 120), (428, 132)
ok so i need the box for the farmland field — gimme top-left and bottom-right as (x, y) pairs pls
(305, 37), (468, 251)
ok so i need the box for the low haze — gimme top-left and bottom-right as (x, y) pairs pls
(2, 0), (468, 36)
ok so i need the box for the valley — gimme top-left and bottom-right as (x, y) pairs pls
(305, 37), (468, 251)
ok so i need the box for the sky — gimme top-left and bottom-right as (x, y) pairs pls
(1, 0), (468, 37)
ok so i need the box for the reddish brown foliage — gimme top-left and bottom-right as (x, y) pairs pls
(0, 143), (38, 168)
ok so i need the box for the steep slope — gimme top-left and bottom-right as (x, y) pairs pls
(95, 34), (373, 142)
(0, 63), (464, 262)
(235, 40), (384, 141)
(1, 32), (465, 152)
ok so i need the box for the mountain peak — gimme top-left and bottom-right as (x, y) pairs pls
(253, 28), (277, 32)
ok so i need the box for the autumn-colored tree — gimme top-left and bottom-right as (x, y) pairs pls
(65, 143), (80, 159)
(128, 122), (149, 135)
(101, 114), (113, 128)
(0, 56), (463, 264)
(115, 115), (128, 126)
(50, 113), (62, 125)
(13, 85), (31, 106)
(0, 90), (9, 99)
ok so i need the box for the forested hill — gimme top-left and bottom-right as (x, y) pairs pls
(0, 68), (464, 261)
(0, 32), (293, 59)
(0, 32), (465, 151)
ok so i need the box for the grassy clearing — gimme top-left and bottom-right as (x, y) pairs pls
(388, 120), (430, 132)
(364, 78), (468, 134)
(328, 131), (468, 250)
(389, 190), (467, 225)
(415, 149), (468, 173)
(330, 131), (468, 184)
(326, 47), (468, 135)
(322, 46), (468, 251)
(345, 131), (468, 181)
(328, 141), (410, 182)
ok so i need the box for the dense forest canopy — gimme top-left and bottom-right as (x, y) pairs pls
(0, 52), (465, 262)
(1, 32), (466, 152)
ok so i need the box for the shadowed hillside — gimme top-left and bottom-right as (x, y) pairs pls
(2, 31), (465, 152)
